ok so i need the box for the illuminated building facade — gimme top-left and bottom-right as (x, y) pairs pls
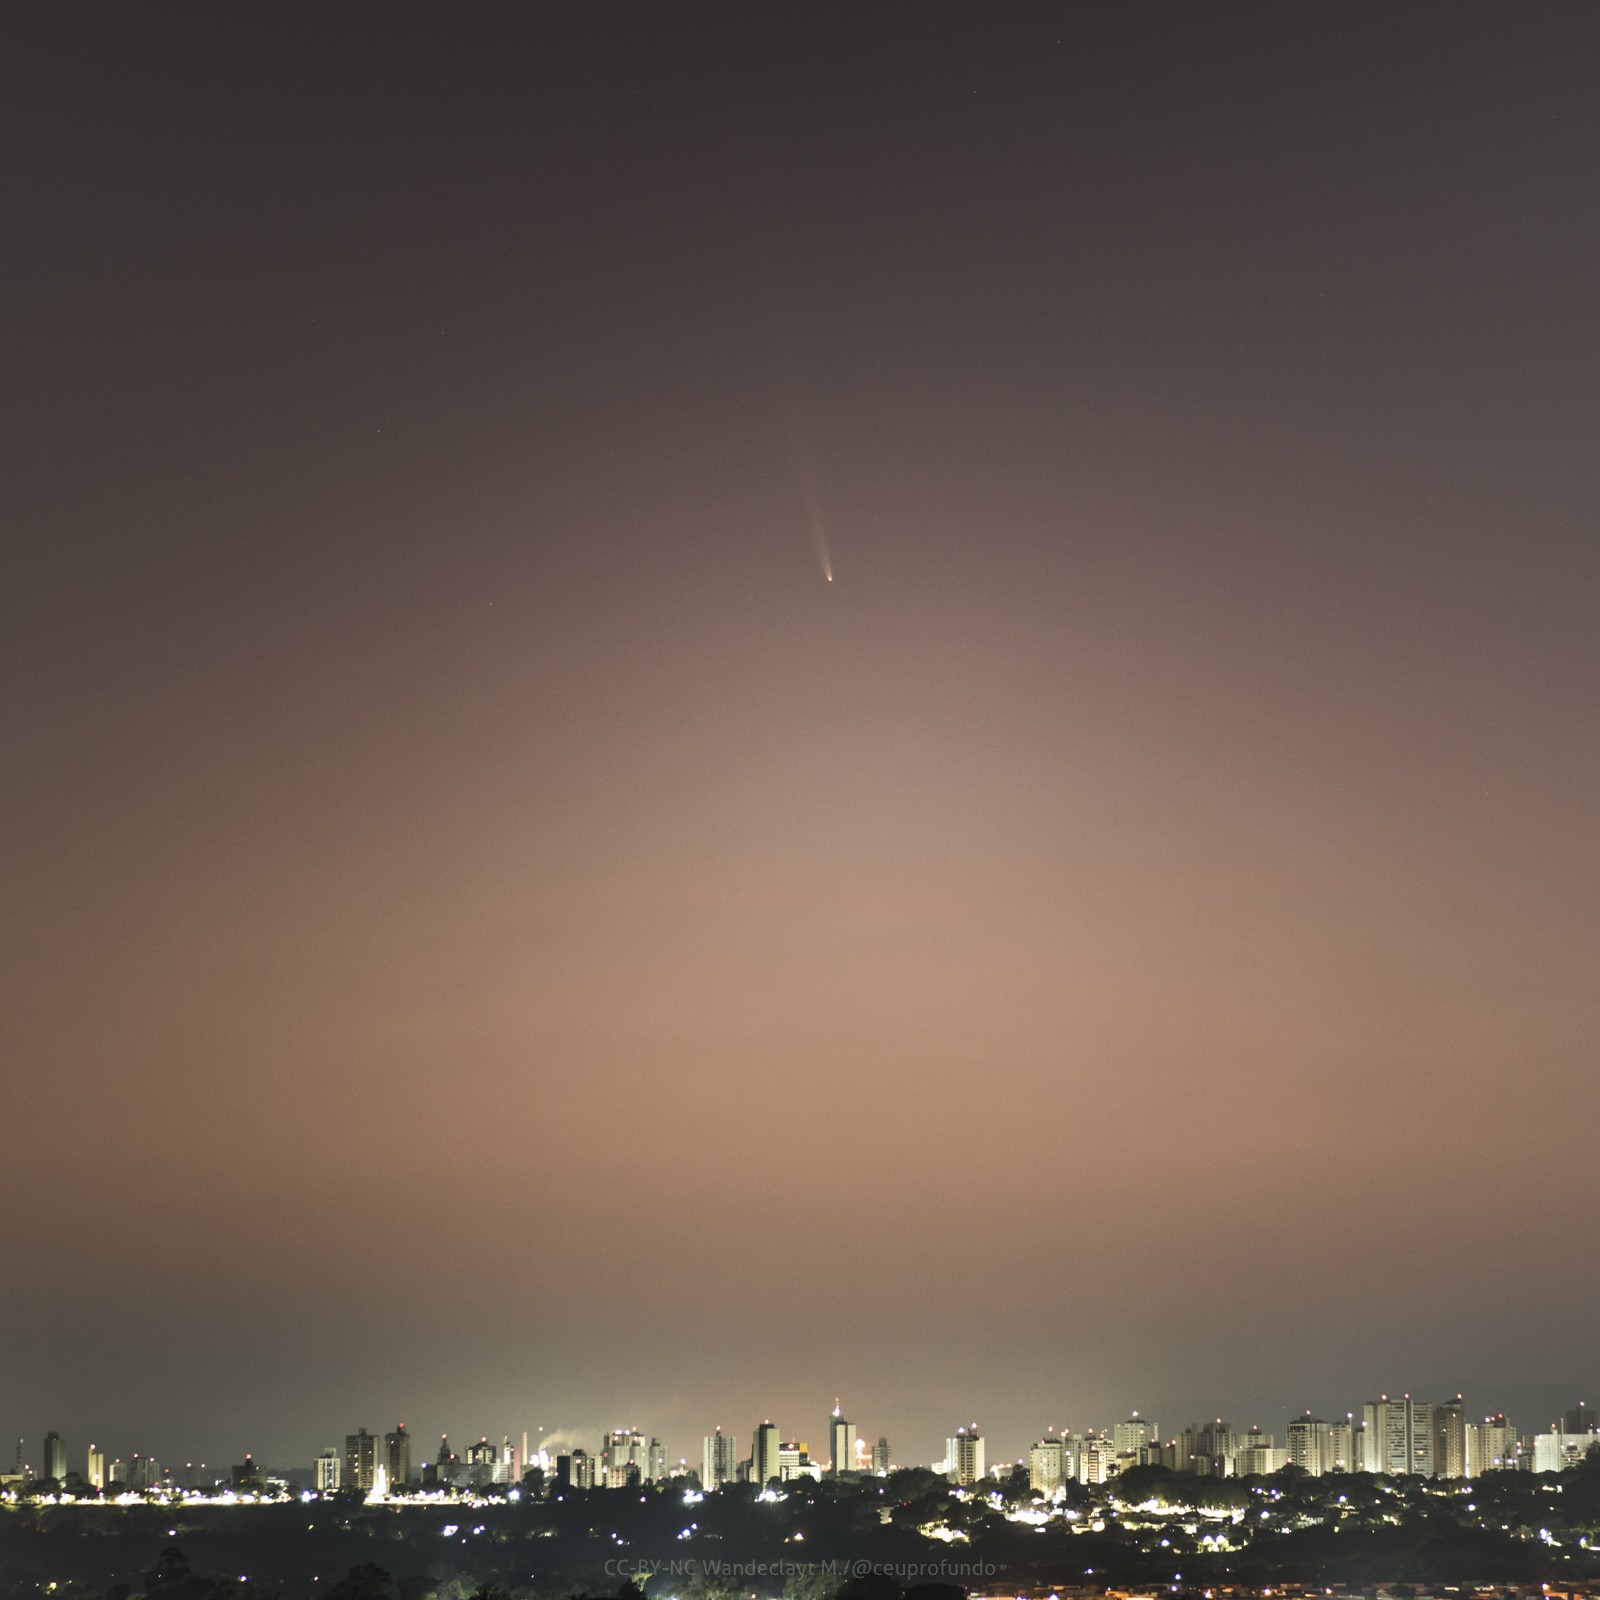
(830, 1406), (853, 1477)
(1029, 1435), (1064, 1492)
(702, 1428), (737, 1488)
(383, 1426), (410, 1489)
(344, 1428), (378, 1493)
(952, 1425), (984, 1486)
(750, 1421), (780, 1488)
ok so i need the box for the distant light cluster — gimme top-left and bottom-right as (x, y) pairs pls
(8, 1396), (1599, 1503)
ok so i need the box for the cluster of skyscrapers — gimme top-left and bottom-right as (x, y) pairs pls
(8, 1398), (1599, 1499)
(313, 1426), (584, 1494)
(697, 1407), (890, 1488)
(311, 1408), (887, 1496)
(1023, 1399), (1600, 1488)
(3, 1434), (164, 1494)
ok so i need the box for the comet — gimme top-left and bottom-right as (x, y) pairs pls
(787, 416), (835, 584)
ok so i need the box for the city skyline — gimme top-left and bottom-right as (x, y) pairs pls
(5, 3), (1599, 1470)
(9, 1386), (1599, 1488)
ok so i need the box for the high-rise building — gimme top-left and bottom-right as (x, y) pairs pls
(87, 1446), (105, 1491)
(1232, 1428), (1287, 1476)
(702, 1428), (737, 1488)
(1466, 1414), (1518, 1477)
(466, 1438), (498, 1488)
(1181, 1421), (1232, 1478)
(1285, 1414), (1353, 1476)
(1029, 1436), (1065, 1493)
(315, 1449), (341, 1491)
(1328, 1415), (1355, 1473)
(1287, 1415), (1334, 1476)
(602, 1428), (653, 1488)
(751, 1421), (781, 1488)
(872, 1437), (890, 1476)
(1534, 1428), (1600, 1473)
(1432, 1396), (1466, 1480)
(344, 1429), (378, 1493)
(43, 1432), (66, 1483)
(1362, 1397), (1403, 1474)
(1113, 1414), (1157, 1465)
(1409, 1399), (1438, 1476)
(830, 1405), (853, 1477)
(1076, 1436), (1114, 1485)
(1363, 1396), (1432, 1475)
(1358, 1394), (1446, 1475)
(952, 1425), (984, 1486)
(384, 1426), (411, 1489)
(1564, 1403), (1597, 1435)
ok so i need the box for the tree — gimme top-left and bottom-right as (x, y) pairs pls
(782, 1569), (837, 1600)
(319, 1566), (400, 1600)
(143, 1548), (196, 1598)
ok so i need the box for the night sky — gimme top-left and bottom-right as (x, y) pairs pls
(5, 3), (1599, 1472)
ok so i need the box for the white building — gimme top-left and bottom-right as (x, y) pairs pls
(1228, 1426), (1277, 1477)
(1233, 1442), (1288, 1475)
(315, 1449), (341, 1491)
(951, 1426), (984, 1486)
(1029, 1436), (1065, 1493)
(1328, 1416), (1355, 1474)
(1113, 1414), (1157, 1465)
(830, 1407), (854, 1477)
(1466, 1416), (1518, 1477)
(1362, 1396), (1437, 1475)
(778, 1441), (820, 1482)
(1533, 1428), (1600, 1474)
(1077, 1437), (1114, 1484)
(1284, 1414), (1354, 1475)
(702, 1429), (737, 1488)
(598, 1429), (664, 1487)
(1287, 1415), (1335, 1476)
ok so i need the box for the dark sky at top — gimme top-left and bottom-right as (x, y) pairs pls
(4, 3), (1598, 1472)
